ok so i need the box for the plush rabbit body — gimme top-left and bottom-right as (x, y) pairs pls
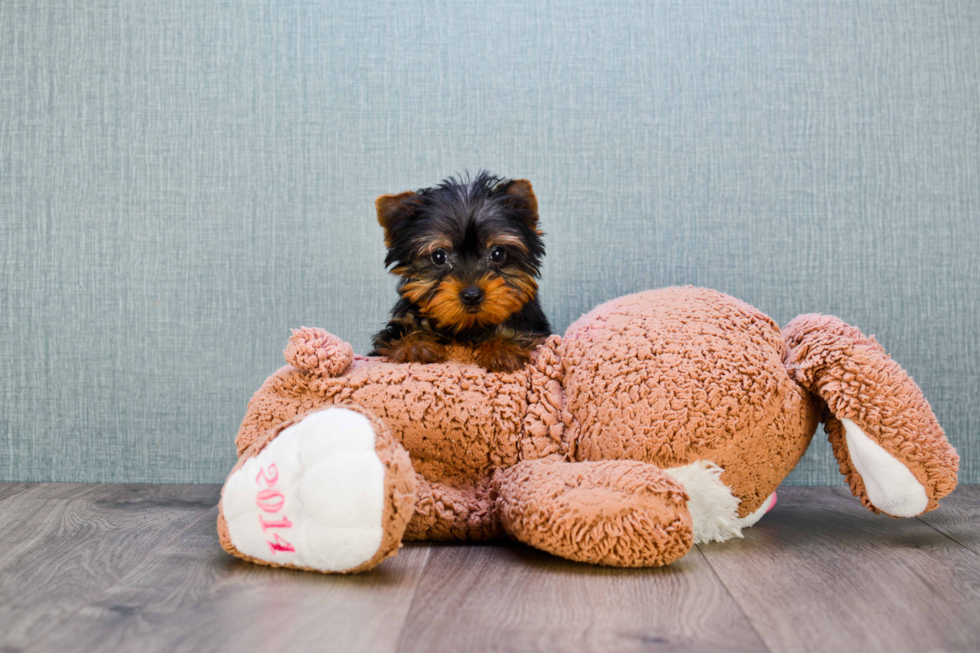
(217, 287), (958, 573)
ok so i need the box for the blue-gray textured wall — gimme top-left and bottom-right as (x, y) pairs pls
(1, 0), (977, 484)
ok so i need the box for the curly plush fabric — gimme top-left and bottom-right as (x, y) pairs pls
(783, 314), (959, 515)
(284, 328), (354, 377)
(493, 458), (694, 567)
(220, 286), (958, 573)
(561, 287), (819, 516)
(236, 337), (566, 541)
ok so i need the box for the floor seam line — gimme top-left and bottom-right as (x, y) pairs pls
(915, 516), (980, 558)
(694, 542), (776, 653)
(393, 543), (433, 653)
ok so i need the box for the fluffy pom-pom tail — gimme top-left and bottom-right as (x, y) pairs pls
(284, 327), (354, 377)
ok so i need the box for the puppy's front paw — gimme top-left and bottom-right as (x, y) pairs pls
(378, 333), (447, 364)
(475, 339), (531, 372)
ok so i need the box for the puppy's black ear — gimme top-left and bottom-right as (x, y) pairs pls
(375, 191), (417, 247)
(497, 179), (539, 229)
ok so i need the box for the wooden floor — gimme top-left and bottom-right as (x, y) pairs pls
(0, 484), (977, 653)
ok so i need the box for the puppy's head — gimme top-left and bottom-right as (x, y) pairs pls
(376, 171), (544, 332)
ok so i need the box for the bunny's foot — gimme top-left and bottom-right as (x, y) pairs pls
(218, 405), (418, 573)
(492, 458), (694, 567)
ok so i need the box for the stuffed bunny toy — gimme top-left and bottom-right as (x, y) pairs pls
(217, 287), (958, 573)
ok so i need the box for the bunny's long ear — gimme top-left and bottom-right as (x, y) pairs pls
(783, 314), (958, 517)
(375, 191), (418, 247)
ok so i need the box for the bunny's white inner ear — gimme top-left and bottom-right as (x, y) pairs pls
(841, 418), (928, 517)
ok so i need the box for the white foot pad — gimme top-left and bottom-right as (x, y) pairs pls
(842, 417), (928, 517)
(222, 408), (386, 571)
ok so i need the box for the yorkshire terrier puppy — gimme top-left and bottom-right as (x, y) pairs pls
(369, 171), (551, 372)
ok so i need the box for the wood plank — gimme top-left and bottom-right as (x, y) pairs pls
(396, 540), (768, 653)
(0, 483), (221, 651)
(27, 509), (430, 653)
(0, 483), (103, 564)
(0, 481), (98, 503)
(0, 481), (36, 502)
(698, 486), (980, 653)
(917, 485), (980, 557)
(6, 484), (978, 652)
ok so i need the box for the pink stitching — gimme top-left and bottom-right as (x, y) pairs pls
(267, 533), (296, 554)
(254, 464), (295, 553)
(255, 463), (279, 487)
(258, 515), (294, 532)
(256, 488), (285, 513)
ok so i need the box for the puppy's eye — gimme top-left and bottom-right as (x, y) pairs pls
(490, 246), (506, 264)
(430, 249), (448, 266)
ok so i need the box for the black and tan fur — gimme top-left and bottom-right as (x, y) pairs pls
(369, 172), (551, 372)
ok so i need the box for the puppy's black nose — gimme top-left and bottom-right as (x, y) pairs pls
(460, 286), (484, 306)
